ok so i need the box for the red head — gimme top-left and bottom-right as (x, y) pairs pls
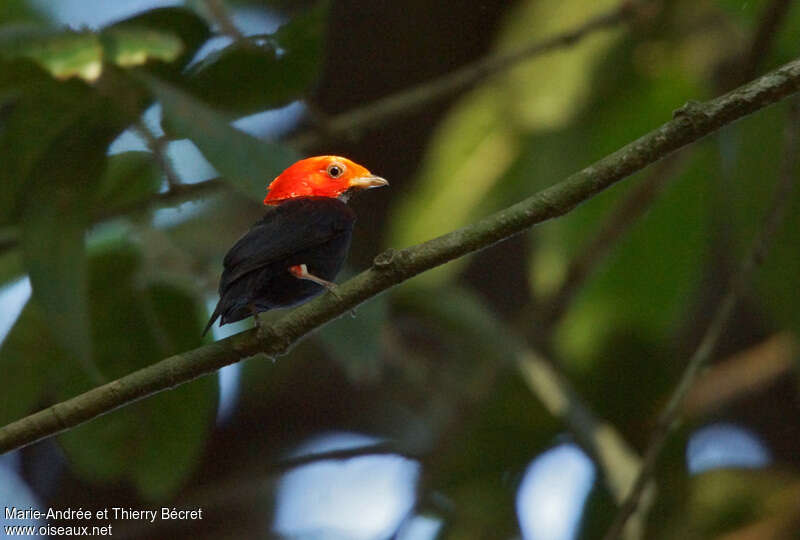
(264, 156), (388, 205)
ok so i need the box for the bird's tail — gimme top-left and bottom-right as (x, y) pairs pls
(202, 303), (223, 337)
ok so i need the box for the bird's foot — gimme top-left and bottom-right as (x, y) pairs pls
(289, 264), (342, 300)
(249, 304), (267, 340)
(325, 283), (343, 301)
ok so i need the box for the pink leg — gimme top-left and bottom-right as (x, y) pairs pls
(289, 264), (342, 299)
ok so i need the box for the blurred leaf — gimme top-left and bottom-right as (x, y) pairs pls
(144, 73), (299, 200)
(0, 26), (103, 81)
(189, 1), (328, 114)
(389, 84), (518, 286)
(0, 61), (94, 221)
(0, 0), (45, 25)
(0, 24), (190, 82)
(0, 246), (23, 286)
(773, 4), (800, 67)
(99, 27), (184, 67)
(318, 292), (387, 382)
(95, 151), (162, 211)
(0, 301), (51, 426)
(104, 7), (211, 71)
(553, 147), (712, 365)
(20, 183), (92, 369)
(498, 0), (621, 130)
(725, 102), (800, 335)
(688, 469), (800, 537)
(389, 0), (623, 286)
(513, 39), (704, 366)
(57, 245), (216, 500)
(16, 78), (135, 374)
(394, 286), (560, 472)
(396, 286), (516, 359)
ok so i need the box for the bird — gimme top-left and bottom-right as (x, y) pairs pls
(203, 155), (388, 336)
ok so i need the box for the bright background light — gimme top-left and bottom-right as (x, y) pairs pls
(273, 432), (420, 540)
(686, 422), (771, 475)
(516, 443), (596, 540)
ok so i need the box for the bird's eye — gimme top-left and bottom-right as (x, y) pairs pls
(327, 163), (344, 178)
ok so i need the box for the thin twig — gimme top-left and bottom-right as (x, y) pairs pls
(203, 0), (252, 48)
(740, 0), (794, 83)
(684, 332), (798, 417)
(602, 97), (800, 540)
(93, 177), (226, 223)
(134, 121), (182, 189)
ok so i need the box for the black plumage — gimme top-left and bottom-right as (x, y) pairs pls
(203, 197), (356, 335)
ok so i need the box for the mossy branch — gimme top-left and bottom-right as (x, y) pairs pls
(2, 57), (800, 455)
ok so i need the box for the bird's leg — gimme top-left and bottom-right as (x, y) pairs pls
(249, 303), (266, 340)
(289, 264), (342, 300)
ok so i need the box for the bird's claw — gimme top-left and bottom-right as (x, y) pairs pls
(253, 316), (266, 340)
(325, 283), (343, 301)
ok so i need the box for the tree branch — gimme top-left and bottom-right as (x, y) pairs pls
(602, 96), (800, 540)
(2, 57), (800, 455)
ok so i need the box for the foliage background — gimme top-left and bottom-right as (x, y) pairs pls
(1, 0), (799, 538)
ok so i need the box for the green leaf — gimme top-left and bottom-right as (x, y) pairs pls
(516, 40), (703, 366)
(0, 7), (209, 83)
(0, 24), (190, 82)
(553, 147), (712, 365)
(20, 183), (92, 370)
(0, 301), (50, 427)
(189, 1), (328, 114)
(0, 244), (23, 286)
(388, 0), (623, 286)
(0, 0), (45, 25)
(103, 7), (211, 71)
(143, 73), (299, 200)
(0, 26), (103, 81)
(95, 151), (162, 212)
(725, 103), (800, 335)
(57, 246), (216, 500)
(318, 292), (388, 382)
(0, 60), (95, 220)
(16, 79), (135, 373)
(99, 27), (184, 68)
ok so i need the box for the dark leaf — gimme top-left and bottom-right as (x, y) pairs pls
(95, 151), (162, 212)
(189, 2), (328, 114)
(104, 7), (211, 71)
(0, 60), (94, 222)
(144, 73), (298, 201)
(318, 290), (387, 382)
(0, 301), (51, 427)
(56, 245), (216, 500)
(0, 0), (45, 25)
(20, 183), (92, 370)
(0, 26), (103, 81)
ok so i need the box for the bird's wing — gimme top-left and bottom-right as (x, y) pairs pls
(221, 197), (355, 286)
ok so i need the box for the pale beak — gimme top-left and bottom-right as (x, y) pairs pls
(348, 175), (389, 190)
